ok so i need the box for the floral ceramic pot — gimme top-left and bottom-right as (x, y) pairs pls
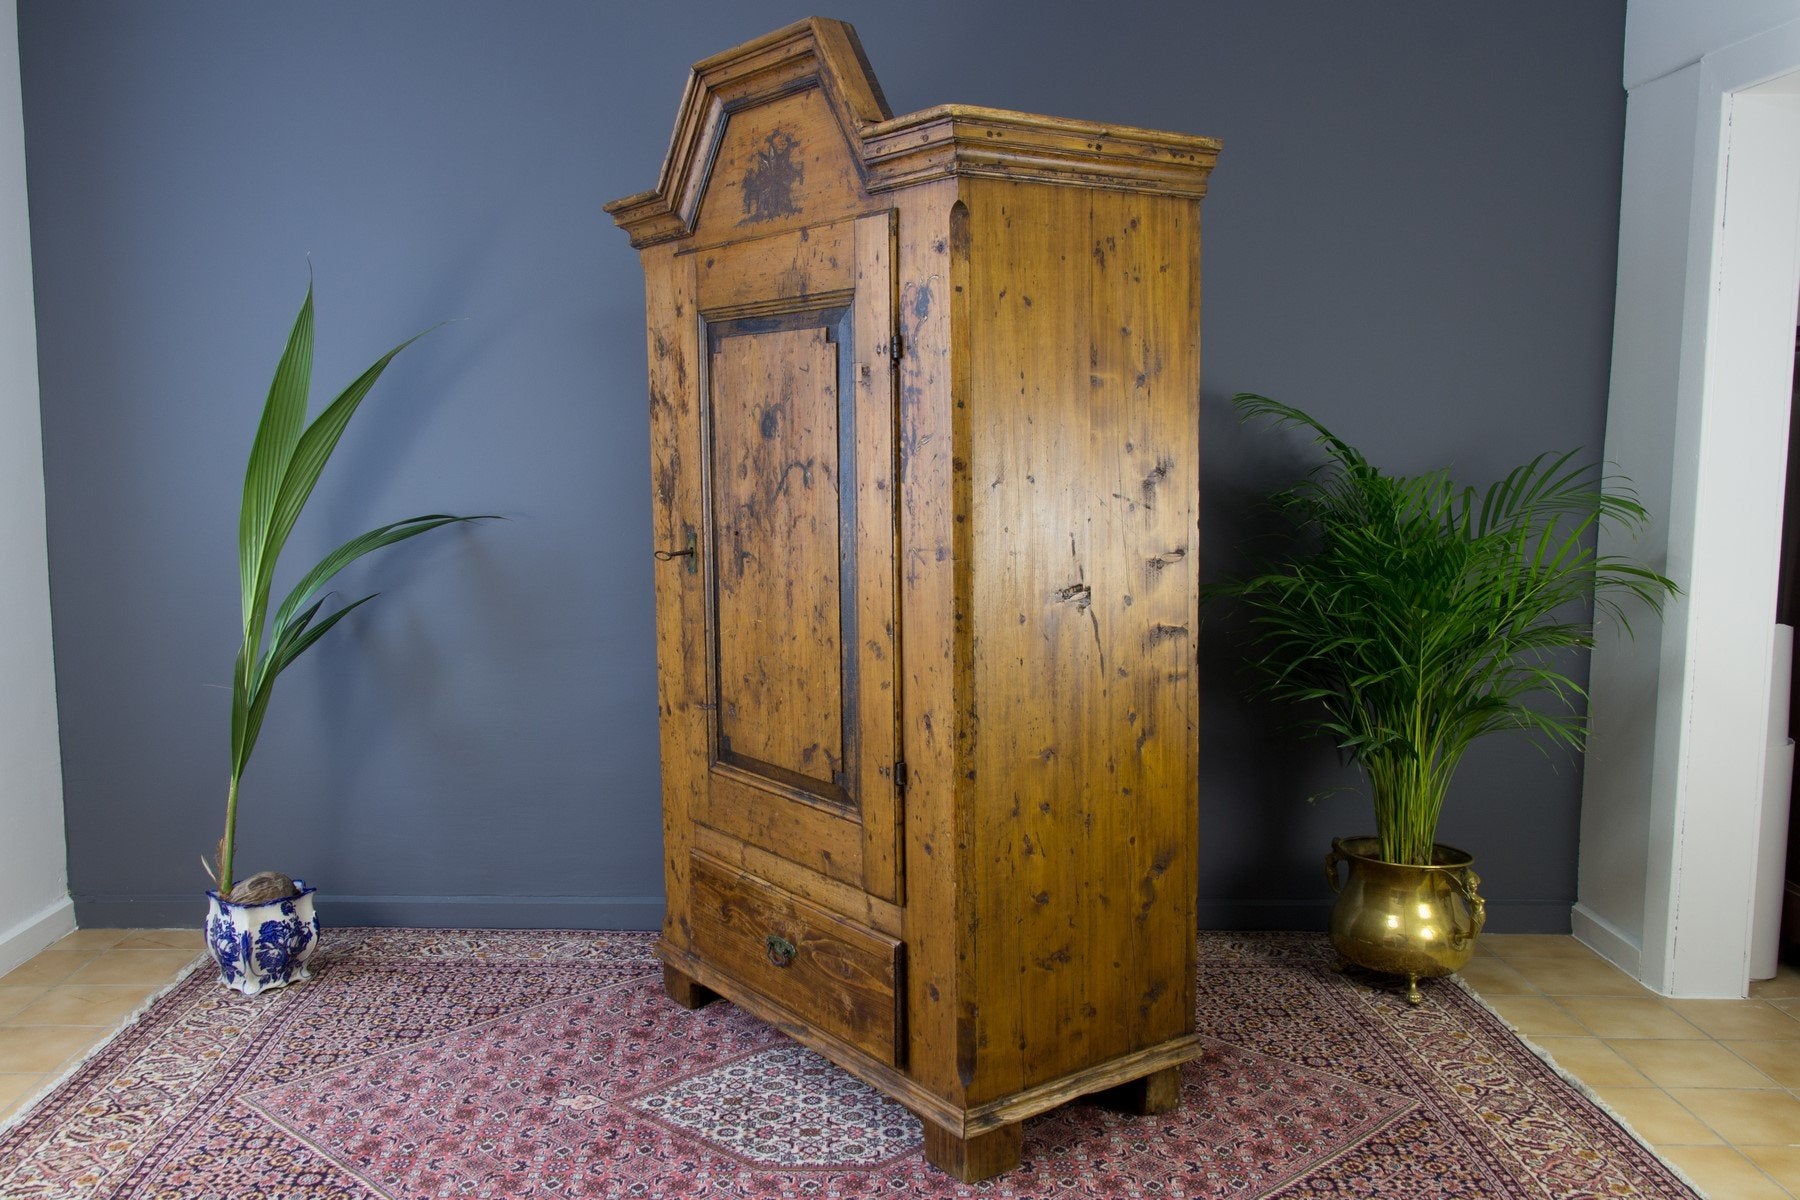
(204, 881), (320, 996)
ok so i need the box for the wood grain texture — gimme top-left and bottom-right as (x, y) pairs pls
(958, 1032), (1203, 1132)
(962, 179), (1092, 1102)
(1085, 186), (1200, 1061)
(693, 823), (903, 936)
(688, 853), (903, 1065)
(921, 1122), (1022, 1183)
(694, 87), (867, 246)
(691, 219), (854, 313)
(709, 318), (846, 791)
(658, 942), (1202, 1140)
(605, 18), (889, 249)
(960, 177), (1201, 1102)
(1093, 1064), (1182, 1115)
(612, 19), (1215, 1184)
(683, 209), (898, 890)
(605, 19), (1220, 248)
(890, 179), (967, 1103)
(642, 249), (707, 957)
(663, 964), (719, 1010)
(852, 210), (903, 904)
(698, 763), (865, 887)
(862, 105), (1221, 199)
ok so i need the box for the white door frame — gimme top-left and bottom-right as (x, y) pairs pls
(1578, 22), (1800, 997)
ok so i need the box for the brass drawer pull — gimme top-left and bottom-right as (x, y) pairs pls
(765, 934), (797, 968)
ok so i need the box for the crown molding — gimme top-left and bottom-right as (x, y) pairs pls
(606, 20), (1221, 249)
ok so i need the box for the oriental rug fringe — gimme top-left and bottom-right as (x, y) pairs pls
(0, 930), (1699, 1198)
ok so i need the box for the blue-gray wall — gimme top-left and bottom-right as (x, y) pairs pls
(18, 2), (1627, 931)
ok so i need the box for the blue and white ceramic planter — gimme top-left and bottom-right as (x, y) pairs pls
(204, 881), (320, 996)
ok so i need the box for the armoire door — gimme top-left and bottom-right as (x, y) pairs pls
(686, 211), (903, 903)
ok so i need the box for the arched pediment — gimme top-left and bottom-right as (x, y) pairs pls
(606, 18), (1223, 249)
(605, 18), (891, 249)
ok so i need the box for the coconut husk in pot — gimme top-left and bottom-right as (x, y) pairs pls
(226, 871), (301, 905)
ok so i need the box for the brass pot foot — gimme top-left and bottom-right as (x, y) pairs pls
(1326, 836), (1487, 1011)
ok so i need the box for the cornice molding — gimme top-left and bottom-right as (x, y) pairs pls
(859, 105), (1220, 199)
(606, 20), (1221, 249)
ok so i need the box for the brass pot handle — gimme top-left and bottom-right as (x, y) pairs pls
(1324, 841), (1348, 894)
(765, 934), (797, 968)
(1445, 866), (1487, 948)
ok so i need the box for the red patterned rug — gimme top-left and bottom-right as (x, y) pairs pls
(0, 930), (1699, 1198)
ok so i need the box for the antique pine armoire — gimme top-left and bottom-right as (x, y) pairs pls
(606, 18), (1217, 1182)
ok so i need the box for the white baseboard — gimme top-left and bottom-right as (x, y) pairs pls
(0, 894), (75, 978)
(1572, 903), (1644, 980)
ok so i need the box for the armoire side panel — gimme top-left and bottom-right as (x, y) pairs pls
(961, 177), (1201, 1099)
(960, 179), (1095, 1103)
(1084, 186), (1201, 1054)
(1088, 187), (1203, 1050)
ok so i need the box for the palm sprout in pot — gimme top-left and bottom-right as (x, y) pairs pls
(205, 282), (491, 996)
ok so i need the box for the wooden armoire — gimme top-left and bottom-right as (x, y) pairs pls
(607, 19), (1217, 1182)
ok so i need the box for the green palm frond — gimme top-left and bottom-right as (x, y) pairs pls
(1221, 394), (1676, 865)
(218, 285), (491, 893)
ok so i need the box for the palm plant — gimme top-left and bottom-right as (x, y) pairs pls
(217, 284), (485, 895)
(1225, 394), (1676, 866)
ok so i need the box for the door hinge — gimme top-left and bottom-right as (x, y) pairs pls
(889, 334), (903, 364)
(893, 760), (908, 793)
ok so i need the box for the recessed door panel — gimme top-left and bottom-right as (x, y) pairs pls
(709, 311), (852, 801)
(686, 212), (902, 903)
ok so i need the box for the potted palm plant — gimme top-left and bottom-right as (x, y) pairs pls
(1225, 394), (1675, 1003)
(204, 282), (488, 996)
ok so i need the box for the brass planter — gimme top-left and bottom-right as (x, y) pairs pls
(1325, 836), (1486, 1005)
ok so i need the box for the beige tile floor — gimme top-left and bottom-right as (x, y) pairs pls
(1463, 935), (1800, 1199)
(0, 929), (1796, 1196)
(0, 928), (204, 1124)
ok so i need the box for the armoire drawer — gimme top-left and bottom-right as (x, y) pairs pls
(687, 853), (903, 1065)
